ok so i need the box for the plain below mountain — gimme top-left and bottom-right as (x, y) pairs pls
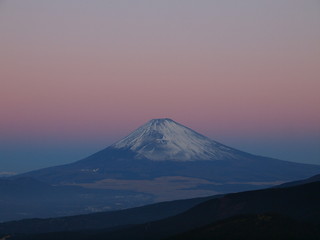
(4, 178), (320, 240)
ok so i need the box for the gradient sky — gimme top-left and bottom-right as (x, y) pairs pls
(0, 0), (319, 173)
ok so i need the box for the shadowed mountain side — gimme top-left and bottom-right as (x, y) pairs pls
(6, 180), (320, 240)
(166, 214), (320, 240)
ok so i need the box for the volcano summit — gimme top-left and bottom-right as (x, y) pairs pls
(112, 118), (238, 161)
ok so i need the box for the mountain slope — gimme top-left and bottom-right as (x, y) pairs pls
(13, 118), (320, 218)
(20, 119), (320, 184)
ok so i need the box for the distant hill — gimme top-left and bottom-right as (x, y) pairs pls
(277, 173), (320, 188)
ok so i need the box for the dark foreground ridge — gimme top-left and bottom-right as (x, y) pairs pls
(167, 213), (320, 240)
(2, 175), (320, 240)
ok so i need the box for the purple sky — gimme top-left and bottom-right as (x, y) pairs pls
(0, 0), (319, 173)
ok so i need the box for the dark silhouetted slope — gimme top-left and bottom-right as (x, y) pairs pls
(5, 180), (320, 240)
(167, 213), (320, 240)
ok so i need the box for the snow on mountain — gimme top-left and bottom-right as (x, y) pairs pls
(111, 118), (237, 161)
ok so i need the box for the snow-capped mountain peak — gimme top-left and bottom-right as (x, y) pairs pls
(111, 118), (237, 161)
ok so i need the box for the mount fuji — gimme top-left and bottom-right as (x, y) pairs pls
(112, 118), (239, 161)
(16, 118), (320, 209)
